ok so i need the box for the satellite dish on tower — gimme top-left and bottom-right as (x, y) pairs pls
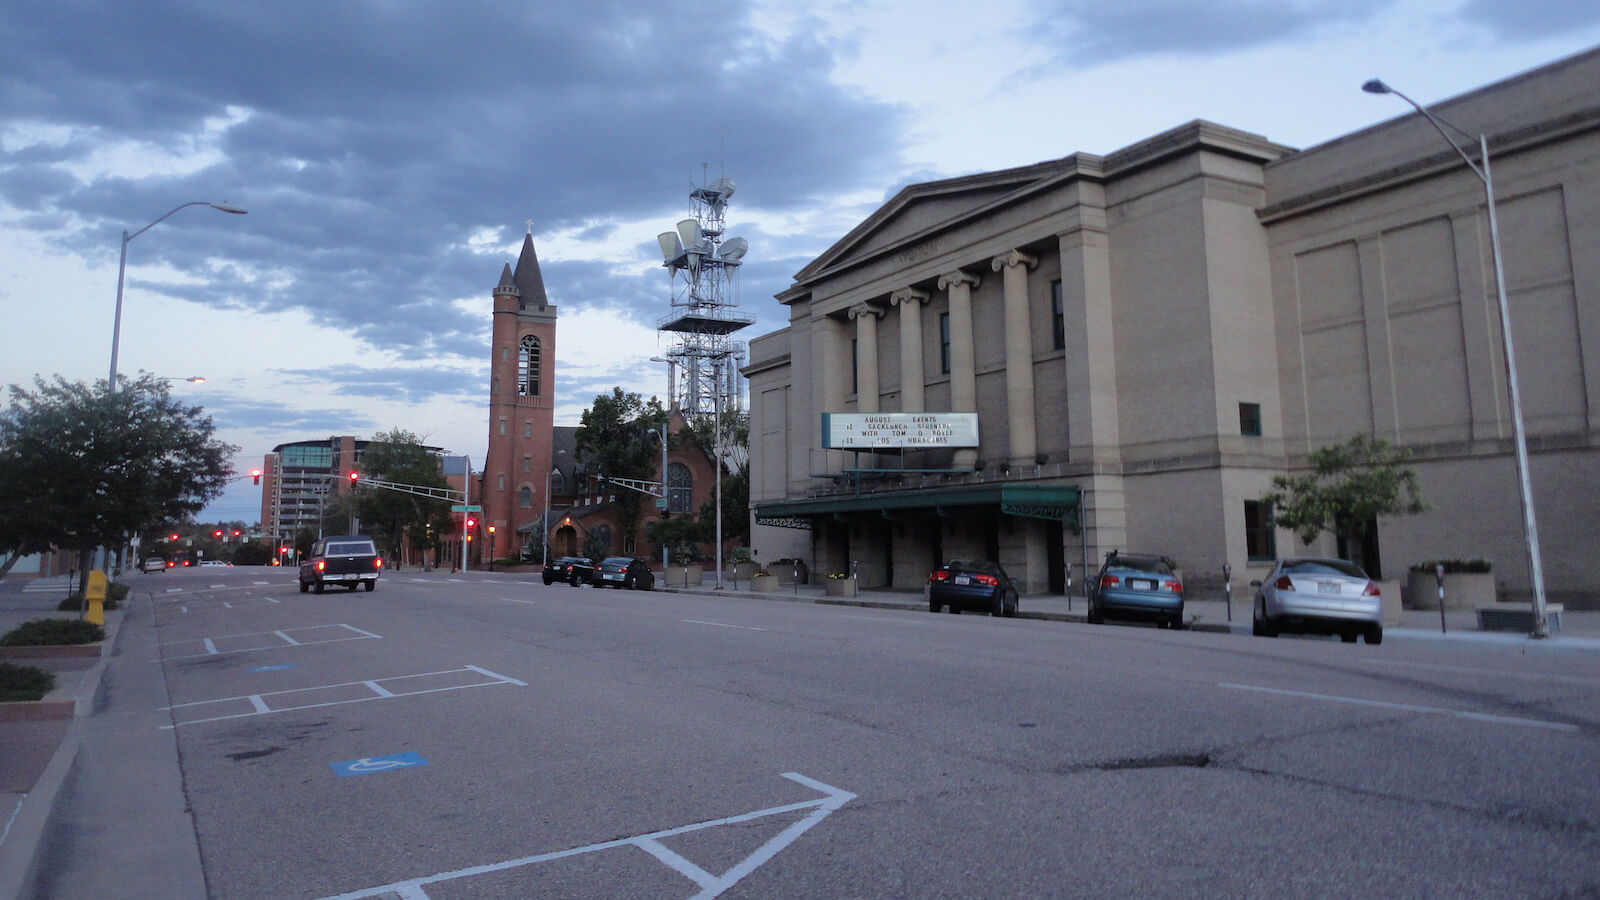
(719, 236), (748, 264)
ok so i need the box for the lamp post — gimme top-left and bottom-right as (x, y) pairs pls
(1362, 78), (1549, 638)
(109, 201), (247, 393)
(543, 449), (568, 567)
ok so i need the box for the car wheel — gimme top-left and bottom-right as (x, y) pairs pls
(929, 598), (941, 613)
(569, 574), (580, 587)
(991, 594), (1005, 617)
(1086, 601), (1103, 625)
(625, 575), (636, 590)
(1005, 592), (1019, 617)
(1252, 597), (1276, 637)
(1364, 625), (1383, 645)
(313, 582), (325, 595)
(299, 581), (309, 594)
(1341, 631), (1358, 643)
(363, 581), (375, 592)
(1169, 613), (1184, 630)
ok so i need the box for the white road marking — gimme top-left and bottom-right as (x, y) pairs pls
(1219, 682), (1580, 732)
(313, 772), (855, 900)
(275, 630), (302, 645)
(497, 597), (538, 604)
(161, 665), (525, 728)
(683, 619), (768, 631)
(160, 624), (378, 659)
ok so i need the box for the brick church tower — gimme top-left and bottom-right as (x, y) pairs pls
(482, 228), (556, 562)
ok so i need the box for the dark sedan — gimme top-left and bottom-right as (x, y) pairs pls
(592, 556), (656, 591)
(926, 559), (1019, 617)
(544, 556), (596, 586)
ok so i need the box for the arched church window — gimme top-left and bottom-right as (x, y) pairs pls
(667, 463), (693, 514)
(519, 335), (541, 396)
(519, 486), (532, 508)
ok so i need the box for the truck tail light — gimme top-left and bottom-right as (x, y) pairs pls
(316, 561), (326, 572)
(374, 558), (384, 569)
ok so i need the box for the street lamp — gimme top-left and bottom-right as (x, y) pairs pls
(109, 201), (247, 393)
(1362, 78), (1550, 638)
(543, 449), (569, 567)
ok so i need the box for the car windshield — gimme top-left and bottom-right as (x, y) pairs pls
(1282, 559), (1367, 579)
(1107, 555), (1173, 575)
(328, 541), (374, 555)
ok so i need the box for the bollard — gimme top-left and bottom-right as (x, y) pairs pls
(85, 569), (108, 626)
(1065, 561), (1073, 612)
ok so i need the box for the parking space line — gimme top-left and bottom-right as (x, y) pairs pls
(1218, 682), (1580, 732)
(683, 619), (767, 632)
(202, 638), (218, 654)
(160, 624), (379, 660)
(162, 665), (525, 728)
(313, 771), (854, 900)
(275, 630), (302, 645)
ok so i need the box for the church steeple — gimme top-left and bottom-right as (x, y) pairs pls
(512, 231), (549, 310)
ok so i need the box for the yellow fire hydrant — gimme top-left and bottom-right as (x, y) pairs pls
(85, 569), (107, 626)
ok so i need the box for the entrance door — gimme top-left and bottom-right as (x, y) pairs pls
(1047, 519), (1065, 593)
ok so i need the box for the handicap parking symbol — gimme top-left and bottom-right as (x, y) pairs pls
(330, 752), (428, 777)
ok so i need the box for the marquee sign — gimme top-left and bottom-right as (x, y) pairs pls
(821, 412), (979, 449)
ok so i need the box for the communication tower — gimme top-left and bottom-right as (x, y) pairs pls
(655, 172), (753, 422)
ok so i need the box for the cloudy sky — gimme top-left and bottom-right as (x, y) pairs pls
(3, 1), (1597, 525)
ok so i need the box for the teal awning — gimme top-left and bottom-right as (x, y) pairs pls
(755, 484), (1080, 530)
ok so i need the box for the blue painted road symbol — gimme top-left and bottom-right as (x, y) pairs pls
(330, 752), (428, 777)
(248, 664), (297, 672)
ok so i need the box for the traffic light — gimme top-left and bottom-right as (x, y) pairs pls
(348, 471), (360, 483)
(213, 530), (223, 539)
(169, 533), (180, 541)
(232, 530), (241, 538)
(250, 468), (262, 485)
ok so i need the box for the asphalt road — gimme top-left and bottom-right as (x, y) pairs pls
(34, 569), (1600, 898)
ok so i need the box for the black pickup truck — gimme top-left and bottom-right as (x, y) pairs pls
(299, 535), (383, 593)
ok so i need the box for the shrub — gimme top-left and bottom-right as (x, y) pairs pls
(1410, 558), (1493, 574)
(0, 618), (106, 646)
(58, 581), (127, 612)
(0, 662), (57, 702)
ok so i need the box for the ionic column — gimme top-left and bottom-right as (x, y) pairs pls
(938, 268), (981, 468)
(889, 288), (929, 412)
(992, 249), (1039, 462)
(849, 302), (884, 412)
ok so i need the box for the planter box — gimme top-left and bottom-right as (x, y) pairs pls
(1405, 571), (1495, 610)
(770, 561), (808, 584)
(664, 565), (703, 587)
(750, 576), (781, 592)
(823, 579), (858, 598)
(1375, 579), (1403, 626)
(1478, 603), (1563, 633)
(731, 561), (758, 580)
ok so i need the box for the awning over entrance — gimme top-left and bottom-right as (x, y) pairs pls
(755, 483), (1080, 531)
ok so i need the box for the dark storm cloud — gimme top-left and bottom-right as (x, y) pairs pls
(1027, 0), (1394, 63)
(0, 0), (906, 402)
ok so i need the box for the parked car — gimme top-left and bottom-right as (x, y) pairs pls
(1087, 551), (1185, 629)
(1252, 557), (1383, 644)
(199, 560), (231, 568)
(544, 556), (596, 586)
(140, 557), (166, 573)
(592, 557), (655, 590)
(926, 559), (1019, 617)
(298, 535), (383, 593)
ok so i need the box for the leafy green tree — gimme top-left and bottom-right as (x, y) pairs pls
(575, 388), (667, 545)
(0, 374), (236, 577)
(1261, 434), (1428, 551)
(684, 409), (750, 549)
(351, 428), (454, 558)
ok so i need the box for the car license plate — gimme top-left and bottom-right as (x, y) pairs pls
(340, 574), (358, 581)
(954, 575), (971, 585)
(1131, 579), (1154, 591)
(1317, 581), (1341, 593)
(605, 573), (622, 581)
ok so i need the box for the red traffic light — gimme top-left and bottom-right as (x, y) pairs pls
(466, 517), (476, 529)
(348, 471), (360, 483)
(169, 533), (180, 541)
(232, 530), (242, 537)
(213, 530), (223, 538)
(250, 468), (263, 485)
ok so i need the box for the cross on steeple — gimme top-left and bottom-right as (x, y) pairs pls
(525, 219), (535, 235)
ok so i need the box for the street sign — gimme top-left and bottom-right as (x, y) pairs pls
(451, 504), (483, 512)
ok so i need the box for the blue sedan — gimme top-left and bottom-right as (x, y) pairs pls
(1087, 551), (1185, 629)
(927, 559), (1019, 617)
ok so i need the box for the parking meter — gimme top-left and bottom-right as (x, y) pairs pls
(1436, 562), (1448, 633)
(1222, 562), (1233, 622)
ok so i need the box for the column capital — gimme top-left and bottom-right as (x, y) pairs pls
(888, 287), (929, 308)
(848, 301), (885, 321)
(938, 269), (981, 291)
(991, 249), (1039, 272)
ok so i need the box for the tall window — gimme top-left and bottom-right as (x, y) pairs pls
(1239, 403), (1262, 436)
(667, 463), (693, 514)
(523, 456), (531, 473)
(519, 486), (532, 508)
(519, 335), (541, 396)
(1245, 500), (1275, 561)
(1050, 280), (1065, 350)
(939, 313), (951, 375)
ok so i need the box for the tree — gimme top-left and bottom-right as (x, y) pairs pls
(575, 388), (667, 545)
(0, 373), (237, 577)
(685, 409), (751, 549)
(1260, 434), (1427, 560)
(351, 428), (453, 557)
